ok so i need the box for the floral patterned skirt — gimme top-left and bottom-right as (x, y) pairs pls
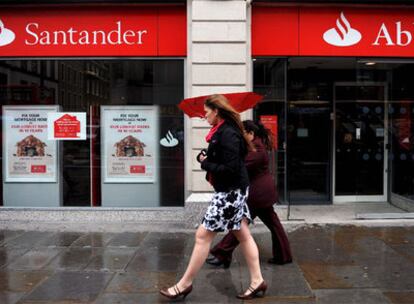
(202, 187), (252, 232)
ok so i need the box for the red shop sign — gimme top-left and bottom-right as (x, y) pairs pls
(252, 7), (299, 56)
(54, 114), (80, 138)
(252, 6), (414, 57)
(0, 6), (186, 57)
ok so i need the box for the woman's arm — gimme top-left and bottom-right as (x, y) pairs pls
(201, 129), (241, 175)
(245, 148), (263, 170)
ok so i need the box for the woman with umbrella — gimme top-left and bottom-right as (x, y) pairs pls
(206, 120), (292, 268)
(160, 94), (267, 300)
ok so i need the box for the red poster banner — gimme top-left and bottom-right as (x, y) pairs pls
(0, 6), (186, 57)
(31, 165), (46, 173)
(54, 114), (81, 138)
(260, 115), (278, 149)
(130, 165), (146, 174)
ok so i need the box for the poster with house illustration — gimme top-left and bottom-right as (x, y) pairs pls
(101, 106), (157, 183)
(3, 106), (58, 182)
(47, 112), (86, 140)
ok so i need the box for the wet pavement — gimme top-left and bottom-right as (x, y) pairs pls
(0, 225), (413, 303)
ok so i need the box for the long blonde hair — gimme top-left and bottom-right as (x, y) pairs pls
(204, 94), (254, 152)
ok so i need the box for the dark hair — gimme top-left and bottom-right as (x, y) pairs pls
(204, 94), (254, 151)
(243, 120), (274, 151)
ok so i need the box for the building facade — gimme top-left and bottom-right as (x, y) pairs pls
(0, 0), (413, 215)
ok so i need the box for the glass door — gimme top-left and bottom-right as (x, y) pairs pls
(333, 82), (388, 202)
(253, 58), (287, 203)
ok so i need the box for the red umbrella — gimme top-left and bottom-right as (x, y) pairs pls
(178, 92), (263, 118)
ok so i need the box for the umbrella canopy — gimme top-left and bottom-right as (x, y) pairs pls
(178, 92), (263, 118)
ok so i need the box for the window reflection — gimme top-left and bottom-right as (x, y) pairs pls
(0, 60), (184, 207)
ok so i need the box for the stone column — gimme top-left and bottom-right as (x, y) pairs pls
(185, 0), (251, 226)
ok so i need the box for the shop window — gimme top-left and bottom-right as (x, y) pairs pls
(30, 61), (38, 74)
(0, 59), (184, 208)
(253, 58), (287, 203)
(20, 61), (27, 71)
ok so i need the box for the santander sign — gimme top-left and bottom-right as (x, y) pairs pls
(0, 19), (15, 46)
(0, 19), (148, 47)
(253, 7), (414, 57)
(0, 7), (187, 57)
(25, 21), (148, 46)
(323, 12), (361, 47)
(323, 11), (414, 48)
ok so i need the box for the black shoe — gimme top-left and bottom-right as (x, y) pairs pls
(267, 257), (292, 265)
(206, 256), (231, 268)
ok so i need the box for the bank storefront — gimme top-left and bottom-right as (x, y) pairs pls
(0, 4), (186, 208)
(1, 1), (414, 215)
(252, 5), (414, 209)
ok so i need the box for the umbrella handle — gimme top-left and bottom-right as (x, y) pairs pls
(196, 149), (208, 163)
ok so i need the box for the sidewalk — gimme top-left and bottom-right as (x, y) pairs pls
(0, 202), (412, 233)
(0, 225), (413, 303)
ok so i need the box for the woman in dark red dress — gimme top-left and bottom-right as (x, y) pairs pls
(207, 120), (292, 267)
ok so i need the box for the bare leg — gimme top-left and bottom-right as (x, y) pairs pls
(232, 219), (264, 295)
(167, 225), (216, 294)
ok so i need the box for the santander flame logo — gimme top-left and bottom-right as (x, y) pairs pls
(160, 130), (179, 147)
(0, 19), (15, 46)
(323, 12), (361, 47)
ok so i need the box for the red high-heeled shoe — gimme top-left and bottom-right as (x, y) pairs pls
(236, 281), (267, 300)
(159, 284), (193, 300)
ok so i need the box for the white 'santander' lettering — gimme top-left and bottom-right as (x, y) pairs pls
(25, 21), (148, 46)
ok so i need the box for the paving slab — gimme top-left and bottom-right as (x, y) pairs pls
(298, 262), (375, 289)
(44, 248), (101, 271)
(386, 244), (414, 263)
(241, 262), (313, 299)
(185, 268), (243, 304)
(5, 248), (62, 270)
(340, 237), (414, 290)
(0, 231), (25, 247)
(105, 271), (177, 293)
(0, 292), (25, 304)
(36, 232), (84, 247)
(20, 271), (114, 302)
(95, 292), (166, 304)
(138, 232), (189, 254)
(3, 232), (54, 249)
(126, 253), (184, 272)
(0, 248), (29, 268)
(70, 233), (116, 248)
(0, 270), (51, 292)
(383, 291), (414, 304)
(107, 232), (147, 248)
(85, 248), (137, 272)
(314, 289), (391, 304)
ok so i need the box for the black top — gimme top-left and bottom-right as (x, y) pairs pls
(201, 121), (249, 192)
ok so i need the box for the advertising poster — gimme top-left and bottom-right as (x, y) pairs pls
(3, 106), (58, 182)
(260, 115), (278, 149)
(47, 112), (86, 140)
(102, 106), (157, 183)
